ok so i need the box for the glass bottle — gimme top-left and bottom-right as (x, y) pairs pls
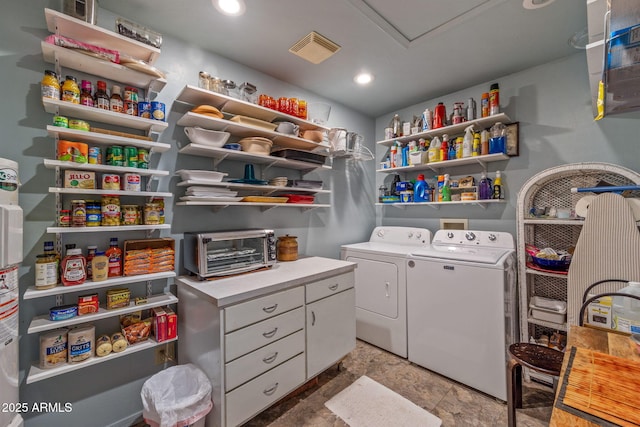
(80, 80), (94, 107)
(106, 237), (122, 277)
(95, 80), (109, 110)
(110, 85), (124, 113)
(86, 245), (97, 279)
(61, 75), (80, 104)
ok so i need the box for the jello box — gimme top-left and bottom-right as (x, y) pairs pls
(64, 170), (96, 189)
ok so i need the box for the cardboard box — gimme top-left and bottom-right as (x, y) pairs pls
(123, 238), (175, 276)
(77, 293), (99, 315)
(64, 170), (96, 189)
(164, 306), (177, 340)
(152, 306), (167, 342)
(586, 293), (613, 329)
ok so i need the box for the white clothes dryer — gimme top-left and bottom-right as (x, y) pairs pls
(341, 226), (432, 358)
(406, 229), (518, 401)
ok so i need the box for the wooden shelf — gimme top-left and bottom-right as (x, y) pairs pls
(46, 126), (170, 152)
(47, 224), (171, 234)
(44, 159), (169, 177)
(28, 293), (178, 334)
(26, 336), (177, 384)
(23, 272), (176, 300)
(376, 153), (509, 174)
(48, 187), (172, 197)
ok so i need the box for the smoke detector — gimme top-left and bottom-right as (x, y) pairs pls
(289, 31), (341, 64)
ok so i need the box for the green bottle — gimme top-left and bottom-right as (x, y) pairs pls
(442, 174), (451, 202)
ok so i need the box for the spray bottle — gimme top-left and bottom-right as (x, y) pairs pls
(421, 108), (432, 131)
(478, 172), (493, 200)
(462, 125), (474, 158)
(440, 134), (449, 161)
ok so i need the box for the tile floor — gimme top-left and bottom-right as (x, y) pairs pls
(245, 340), (555, 427)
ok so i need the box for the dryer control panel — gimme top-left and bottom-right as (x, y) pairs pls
(432, 229), (515, 249)
(369, 226), (432, 246)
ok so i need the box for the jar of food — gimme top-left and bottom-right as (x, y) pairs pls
(61, 75), (80, 104)
(41, 70), (60, 100)
(143, 202), (161, 225)
(209, 76), (223, 94)
(59, 209), (71, 227)
(277, 235), (298, 261)
(71, 200), (86, 227)
(198, 71), (210, 90)
(101, 195), (121, 226)
(85, 201), (101, 226)
(121, 205), (139, 225)
(35, 253), (58, 290)
(110, 85), (123, 113)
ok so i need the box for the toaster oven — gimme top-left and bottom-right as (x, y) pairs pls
(184, 229), (277, 279)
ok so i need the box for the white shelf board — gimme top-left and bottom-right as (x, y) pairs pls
(176, 112), (330, 151)
(525, 268), (568, 279)
(376, 153), (509, 174)
(376, 113), (511, 147)
(177, 179), (330, 194)
(47, 224), (171, 234)
(44, 159), (169, 177)
(23, 271), (176, 300)
(176, 201), (330, 209)
(175, 85), (330, 132)
(44, 8), (160, 65)
(42, 98), (168, 133)
(47, 126), (171, 152)
(376, 199), (505, 208)
(48, 187), (173, 197)
(41, 42), (166, 92)
(26, 336), (177, 384)
(178, 143), (330, 171)
(523, 218), (585, 225)
(28, 293), (178, 334)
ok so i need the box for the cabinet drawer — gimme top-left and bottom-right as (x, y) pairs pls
(226, 353), (305, 427)
(305, 271), (355, 303)
(225, 307), (304, 361)
(225, 329), (304, 392)
(224, 286), (304, 333)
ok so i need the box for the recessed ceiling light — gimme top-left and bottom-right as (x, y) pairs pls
(522, 0), (556, 9)
(354, 73), (373, 85)
(214, 0), (246, 16)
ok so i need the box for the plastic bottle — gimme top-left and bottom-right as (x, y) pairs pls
(41, 70), (60, 100)
(61, 75), (80, 104)
(473, 132), (481, 157)
(455, 136), (463, 159)
(448, 138), (456, 160)
(466, 97), (476, 121)
(489, 122), (506, 154)
(462, 125), (474, 158)
(612, 281), (640, 333)
(389, 144), (397, 168)
(95, 80), (109, 110)
(492, 170), (504, 199)
(478, 172), (493, 200)
(481, 129), (490, 155)
(61, 248), (86, 286)
(391, 174), (401, 196)
(401, 145), (409, 167)
(428, 136), (440, 163)
(390, 114), (402, 138)
(489, 83), (500, 115)
(91, 251), (109, 282)
(413, 174), (428, 203)
(80, 80), (94, 107)
(106, 237), (122, 277)
(440, 134), (449, 161)
(441, 174), (451, 202)
(110, 85), (124, 113)
(421, 109), (432, 131)
(86, 245), (97, 279)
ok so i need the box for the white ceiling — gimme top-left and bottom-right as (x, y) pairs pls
(101, 0), (588, 117)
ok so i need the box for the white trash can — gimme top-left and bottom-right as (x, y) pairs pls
(141, 364), (213, 427)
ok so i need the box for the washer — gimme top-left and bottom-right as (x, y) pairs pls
(406, 229), (517, 401)
(341, 226), (432, 358)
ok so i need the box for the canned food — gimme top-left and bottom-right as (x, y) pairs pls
(123, 86), (139, 103)
(102, 174), (121, 190)
(124, 146), (138, 168)
(151, 102), (165, 121)
(86, 201), (101, 226)
(138, 101), (151, 119)
(121, 205), (139, 225)
(151, 197), (165, 224)
(88, 147), (101, 164)
(68, 119), (90, 131)
(71, 200), (86, 227)
(122, 173), (141, 191)
(106, 145), (124, 166)
(53, 115), (69, 128)
(123, 100), (137, 116)
(101, 195), (121, 226)
(143, 202), (161, 225)
(137, 148), (149, 169)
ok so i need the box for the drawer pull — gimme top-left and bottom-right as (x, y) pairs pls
(262, 328), (278, 338)
(311, 310), (316, 326)
(262, 304), (278, 313)
(329, 283), (339, 291)
(263, 383), (279, 396)
(262, 352), (279, 364)
(385, 281), (389, 298)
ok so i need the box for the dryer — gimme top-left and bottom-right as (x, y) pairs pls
(406, 229), (517, 401)
(341, 226), (432, 358)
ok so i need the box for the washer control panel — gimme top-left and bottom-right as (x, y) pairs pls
(432, 229), (514, 249)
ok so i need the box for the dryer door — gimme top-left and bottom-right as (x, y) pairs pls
(346, 256), (398, 318)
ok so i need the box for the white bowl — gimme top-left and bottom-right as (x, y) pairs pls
(184, 127), (231, 147)
(175, 169), (228, 182)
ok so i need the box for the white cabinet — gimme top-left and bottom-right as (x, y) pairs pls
(305, 272), (355, 378)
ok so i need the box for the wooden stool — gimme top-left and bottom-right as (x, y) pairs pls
(507, 343), (564, 427)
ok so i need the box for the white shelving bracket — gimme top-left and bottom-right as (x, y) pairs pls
(212, 154), (230, 169)
(146, 282), (152, 298)
(55, 294), (63, 306)
(260, 205), (279, 212)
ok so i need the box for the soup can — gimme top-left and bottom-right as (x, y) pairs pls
(137, 148), (149, 169)
(124, 146), (138, 168)
(124, 100), (138, 116)
(123, 86), (138, 103)
(106, 145), (124, 166)
(88, 147), (101, 164)
(151, 102), (165, 121)
(138, 101), (151, 119)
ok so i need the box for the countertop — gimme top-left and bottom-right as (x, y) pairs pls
(176, 256), (356, 307)
(550, 325), (640, 426)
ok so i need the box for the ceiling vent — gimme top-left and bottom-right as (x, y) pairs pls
(289, 31), (341, 64)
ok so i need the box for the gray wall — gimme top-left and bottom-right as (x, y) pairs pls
(2, 2), (375, 426)
(374, 51), (640, 235)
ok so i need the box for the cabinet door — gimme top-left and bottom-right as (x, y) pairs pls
(306, 288), (355, 378)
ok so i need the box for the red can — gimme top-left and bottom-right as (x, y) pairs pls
(277, 97), (289, 113)
(124, 100), (138, 116)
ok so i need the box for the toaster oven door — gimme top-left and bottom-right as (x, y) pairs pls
(203, 235), (268, 276)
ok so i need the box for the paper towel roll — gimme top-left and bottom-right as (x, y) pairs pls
(575, 195), (595, 218)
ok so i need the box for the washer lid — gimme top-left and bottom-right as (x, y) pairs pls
(342, 241), (426, 256)
(410, 244), (511, 264)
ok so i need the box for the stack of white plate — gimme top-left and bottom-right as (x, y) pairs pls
(268, 177), (288, 187)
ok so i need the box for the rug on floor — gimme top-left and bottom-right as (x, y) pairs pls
(324, 375), (442, 427)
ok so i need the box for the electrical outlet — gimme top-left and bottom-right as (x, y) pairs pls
(154, 342), (175, 365)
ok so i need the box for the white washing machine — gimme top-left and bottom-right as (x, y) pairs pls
(341, 226), (432, 358)
(406, 229), (517, 401)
